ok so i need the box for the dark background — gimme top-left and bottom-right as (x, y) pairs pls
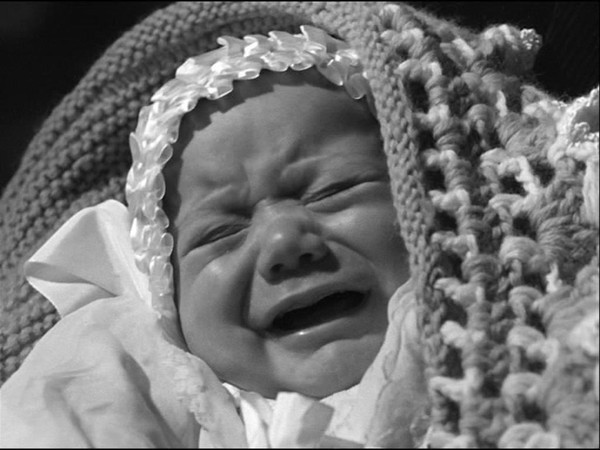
(1, 2), (598, 194)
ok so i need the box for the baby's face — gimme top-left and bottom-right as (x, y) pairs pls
(164, 69), (410, 398)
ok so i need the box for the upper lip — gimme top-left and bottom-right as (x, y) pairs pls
(258, 279), (369, 332)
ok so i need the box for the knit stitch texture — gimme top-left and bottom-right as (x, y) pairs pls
(0, 2), (597, 447)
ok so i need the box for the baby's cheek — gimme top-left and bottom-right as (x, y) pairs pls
(177, 260), (226, 347)
(180, 261), (236, 326)
(328, 199), (395, 243)
(176, 249), (263, 374)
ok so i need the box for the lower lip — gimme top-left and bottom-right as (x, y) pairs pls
(267, 291), (375, 350)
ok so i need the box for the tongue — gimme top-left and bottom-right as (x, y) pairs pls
(272, 291), (364, 333)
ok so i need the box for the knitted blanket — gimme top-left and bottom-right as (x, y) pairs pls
(0, 2), (598, 447)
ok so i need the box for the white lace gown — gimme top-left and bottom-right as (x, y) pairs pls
(0, 200), (426, 448)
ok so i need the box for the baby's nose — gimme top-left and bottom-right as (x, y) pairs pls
(256, 207), (329, 280)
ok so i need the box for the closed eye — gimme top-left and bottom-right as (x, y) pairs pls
(196, 223), (248, 247)
(303, 180), (361, 203)
(303, 173), (386, 204)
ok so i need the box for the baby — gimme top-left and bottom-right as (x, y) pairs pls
(2, 3), (598, 448)
(166, 66), (411, 400)
(0, 27), (425, 448)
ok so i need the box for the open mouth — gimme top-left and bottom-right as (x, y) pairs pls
(270, 290), (367, 334)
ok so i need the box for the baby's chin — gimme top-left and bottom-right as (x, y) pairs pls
(256, 332), (385, 400)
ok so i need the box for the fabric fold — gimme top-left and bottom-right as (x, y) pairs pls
(5, 199), (424, 448)
(23, 200), (150, 317)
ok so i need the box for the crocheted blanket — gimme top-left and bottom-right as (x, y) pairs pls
(0, 2), (598, 447)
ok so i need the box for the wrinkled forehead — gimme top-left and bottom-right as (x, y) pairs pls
(172, 68), (381, 174)
(163, 68), (385, 221)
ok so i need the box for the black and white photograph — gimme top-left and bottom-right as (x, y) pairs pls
(0, 2), (598, 448)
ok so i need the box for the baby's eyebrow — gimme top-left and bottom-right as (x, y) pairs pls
(277, 157), (317, 194)
(176, 185), (246, 229)
(292, 149), (385, 173)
